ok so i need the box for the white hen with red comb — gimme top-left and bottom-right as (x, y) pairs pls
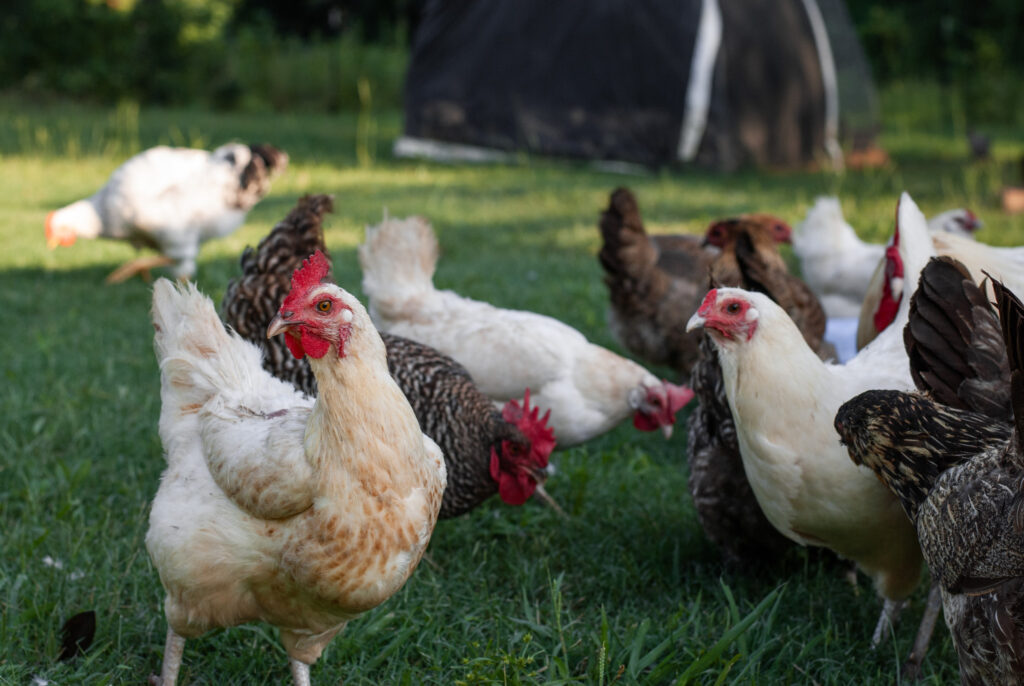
(687, 193), (936, 639)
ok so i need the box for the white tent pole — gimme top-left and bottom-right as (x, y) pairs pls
(677, 0), (722, 162)
(799, 0), (844, 170)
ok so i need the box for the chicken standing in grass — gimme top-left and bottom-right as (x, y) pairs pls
(146, 252), (445, 685)
(687, 218), (832, 565)
(359, 213), (693, 447)
(686, 193), (935, 643)
(222, 195), (555, 517)
(597, 187), (791, 376)
(46, 143), (287, 282)
(836, 264), (1024, 685)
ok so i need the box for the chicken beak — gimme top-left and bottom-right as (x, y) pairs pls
(661, 423), (674, 440)
(267, 313), (298, 339)
(46, 235), (61, 250)
(685, 312), (706, 332)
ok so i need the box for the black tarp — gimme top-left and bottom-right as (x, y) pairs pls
(401, 0), (877, 170)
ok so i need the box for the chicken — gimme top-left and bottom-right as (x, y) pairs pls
(222, 195), (555, 518)
(359, 214), (693, 447)
(857, 228), (1024, 350)
(146, 252), (446, 685)
(597, 187), (791, 376)
(46, 143), (288, 282)
(835, 270), (1024, 685)
(685, 193), (937, 643)
(687, 218), (832, 565)
(793, 196), (981, 318)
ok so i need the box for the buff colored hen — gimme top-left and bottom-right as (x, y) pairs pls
(146, 252), (445, 685)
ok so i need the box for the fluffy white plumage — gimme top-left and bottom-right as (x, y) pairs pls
(793, 196), (980, 318)
(147, 276), (445, 685)
(687, 193), (935, 605)
(47, 143), (287, 280)
(358, 215), (691, 447)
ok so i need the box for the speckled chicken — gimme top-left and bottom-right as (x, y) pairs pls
(597, 187), (791, 376)
(687, 218), (833, 565)
(46, 143), (287, 282)
(147, 253), (446, 685)
(222, 196), (555, 517)
(836, 259), (1024, 685)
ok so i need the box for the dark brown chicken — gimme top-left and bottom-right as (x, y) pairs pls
(597, 187), (792, 376)
(836, 258), (1024, 685)
(686, 217), (832, 565)
(222, 195), (555, 519)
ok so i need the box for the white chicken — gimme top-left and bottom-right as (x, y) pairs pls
(358, 215), (693, 447)
(856, 224), (1024, 350)
(686, 192), (935, 642)
(46, 143), (287, 282)
(146, 251), (446, 685)
(793, 196), (980, 318)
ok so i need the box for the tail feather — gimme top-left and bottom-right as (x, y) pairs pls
(359, 214), (438, 317)
(153, 279), (276, 459)
(222, 195), (332, 397)
(597, 187), (657, 285)
(904, 256), (1010, 419)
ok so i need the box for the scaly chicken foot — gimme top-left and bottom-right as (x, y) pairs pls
(870, 598), (906, 647)
(290, 658), (312, 686)
(105, 255), (174, 284)
(148, 627), (186, 686)
(900, 582), (942, 681)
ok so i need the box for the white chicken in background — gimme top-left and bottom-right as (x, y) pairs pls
(686, 193), (935, 644)
(856, 222), (1024, 350)
(793, 196), (980, 319)
(46, 143), (288, 282)
(146, 252), (445, 685)
(358, 215), (693, 447)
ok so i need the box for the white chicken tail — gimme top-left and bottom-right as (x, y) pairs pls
(151, 279), (277, 461)
(358, 214), (439, 315)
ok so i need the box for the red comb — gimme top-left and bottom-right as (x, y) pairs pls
(697, 289), (718, 316)
(502, 389), (556, 463)
(281, 250), (331, 312)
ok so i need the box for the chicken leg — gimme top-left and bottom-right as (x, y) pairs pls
(290, 659), (312, 686)
(105, 255), (174, 284)
(871, 598), (906, 647)
(148, 627), (186, 685)
(901, 582), (943, 681)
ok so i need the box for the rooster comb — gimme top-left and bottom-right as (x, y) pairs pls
(502, 389), (556, 462)
(283, 250), (332, 309)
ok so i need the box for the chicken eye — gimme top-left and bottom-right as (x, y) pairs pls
(316, 300), (332, 313)
(726, 302), (741, 314)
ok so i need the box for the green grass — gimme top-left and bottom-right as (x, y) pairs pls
(2, 88), (1023, 685)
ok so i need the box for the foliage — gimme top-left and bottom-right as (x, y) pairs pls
(846, 0), (1024, 125)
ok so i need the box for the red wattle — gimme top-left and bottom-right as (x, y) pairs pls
(300, 328), (331, 359)
(284, 333), (305, 359)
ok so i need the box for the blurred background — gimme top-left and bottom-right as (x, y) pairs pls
(2, 0), (1021, 167)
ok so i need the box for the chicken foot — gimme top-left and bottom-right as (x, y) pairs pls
(148, 627), (186, 686)
(105, 255), (174, 284)
(870, 598), (906, 647)
(900, 582), (943, 681)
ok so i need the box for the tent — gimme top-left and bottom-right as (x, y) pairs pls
(395, 0), (878, 170)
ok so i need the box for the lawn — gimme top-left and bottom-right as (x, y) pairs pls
(1, 92), (1023, 685)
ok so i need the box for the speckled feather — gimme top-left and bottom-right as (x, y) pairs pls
(836, 274), (1024, 685)
(222, 196), (535, 518)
